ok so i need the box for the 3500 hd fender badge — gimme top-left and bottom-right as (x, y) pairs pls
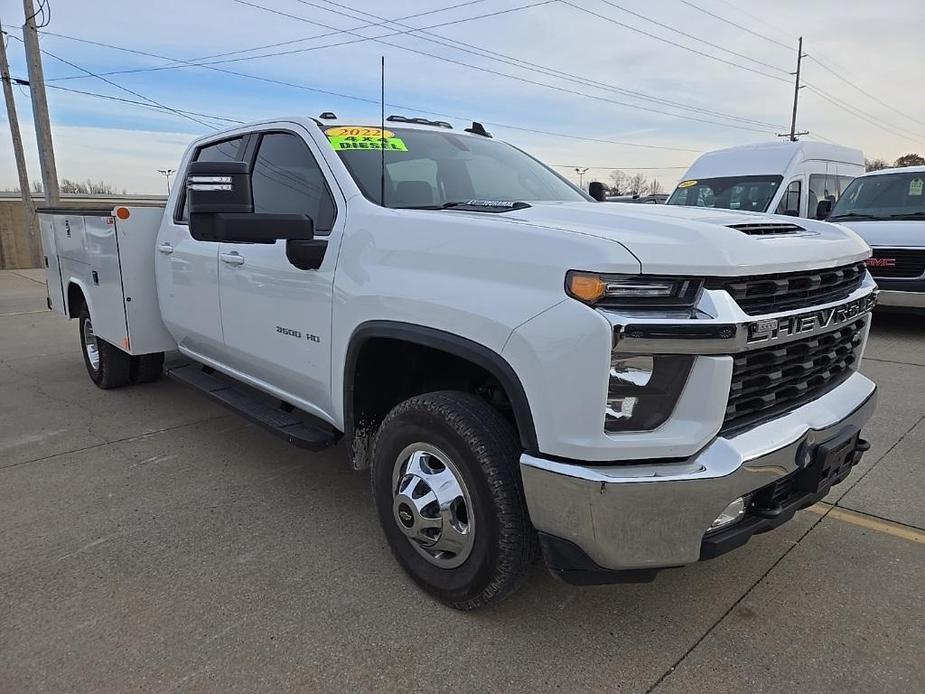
(747, 293), (876, 345)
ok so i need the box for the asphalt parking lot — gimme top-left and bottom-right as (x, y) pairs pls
(1, 267), (922, 693)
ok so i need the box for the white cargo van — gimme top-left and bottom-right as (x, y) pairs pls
(667, 141), (864, 220)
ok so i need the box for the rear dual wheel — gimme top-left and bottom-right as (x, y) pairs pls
(371, 391), (537, 610)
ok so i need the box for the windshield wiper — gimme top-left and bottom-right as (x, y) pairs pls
(828, 212), (884, 221)
(888, 211), (925, 220)
(442, 200), (531, 213)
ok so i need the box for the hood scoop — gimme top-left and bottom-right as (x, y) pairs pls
(727, 222), (805, 236)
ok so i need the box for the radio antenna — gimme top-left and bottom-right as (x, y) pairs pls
(380, 55), (386, 208)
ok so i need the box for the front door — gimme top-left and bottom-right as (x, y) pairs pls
(217, 129), (341, 421)
(155, 136), (246, 363)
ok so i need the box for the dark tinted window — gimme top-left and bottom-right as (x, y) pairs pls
(252, 132), (335, 232)
(177, 136), (244, 223)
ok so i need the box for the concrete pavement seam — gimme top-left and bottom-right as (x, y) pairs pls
(643, 507), (833, 693)
(833, 412), (925, 506)
(0, 414), (231, 473)
(8, 270), (45, 285)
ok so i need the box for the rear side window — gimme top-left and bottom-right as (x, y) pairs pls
(251, 132), (336, 233)
(176, 137), (244, 223)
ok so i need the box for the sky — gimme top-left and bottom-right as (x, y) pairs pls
(0, 0), (923, 194)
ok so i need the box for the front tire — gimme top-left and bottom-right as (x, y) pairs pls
(78, 305), (131, 389)
(370, 391), (537, 610)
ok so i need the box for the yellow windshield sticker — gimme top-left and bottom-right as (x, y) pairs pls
(677, 180), (698, 188)
(325, 126), (394, 138)
(328, 135), (408, 152)
(909, 178), (923, 196)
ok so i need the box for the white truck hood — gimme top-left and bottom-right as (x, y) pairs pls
(489, 202), (870, 276)
(835, 219), (925, 247)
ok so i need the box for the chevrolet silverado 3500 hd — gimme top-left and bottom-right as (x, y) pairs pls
(38, 116), (878, 610)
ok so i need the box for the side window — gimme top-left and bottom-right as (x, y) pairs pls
(176, 137), (244, 223)
(775, 179), (802, 215)
(251, 132), (336, 233)
(808, 173), (850, 216)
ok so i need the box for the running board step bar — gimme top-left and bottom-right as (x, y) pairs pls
(166, 363), (340, 451)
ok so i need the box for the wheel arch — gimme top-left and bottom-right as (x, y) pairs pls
(65, 279), (93, 320)
(344, 321), (539, 467)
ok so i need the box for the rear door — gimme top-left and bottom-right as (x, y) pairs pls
(217, 127), (341, 421)
(155, 136), (245, 363)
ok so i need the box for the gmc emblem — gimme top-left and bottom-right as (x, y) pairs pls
(866, 257), (896, 268)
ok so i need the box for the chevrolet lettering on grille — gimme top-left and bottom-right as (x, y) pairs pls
(746, 293), (877, 345)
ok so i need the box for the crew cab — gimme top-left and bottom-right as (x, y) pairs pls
(826, 166), (925, 310)
(37, 115), (878, 609)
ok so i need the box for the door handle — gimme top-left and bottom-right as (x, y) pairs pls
(220, 251), (245, 266)
(157, 242), (173, 254)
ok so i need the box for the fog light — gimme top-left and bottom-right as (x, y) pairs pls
(709, 497), (745, 532)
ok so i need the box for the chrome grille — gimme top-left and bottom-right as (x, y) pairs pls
(721, 318), (866, 434)
(707, 262), (867, 315)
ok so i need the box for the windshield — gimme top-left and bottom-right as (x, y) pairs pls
(667, 175), (783, 212)
(326, 125), (589, 208)
(829, 170), (925, 220)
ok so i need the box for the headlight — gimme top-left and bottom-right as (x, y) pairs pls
(606, 353), (694, 432)
(566, 272), (703, 309)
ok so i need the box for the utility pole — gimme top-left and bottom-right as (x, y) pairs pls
(574, 167), (589, 187)
(156, 168), (174, 194)
(22, 0), (59, 204)
(0, 22), (40, 265)
(779, 36), (808, 142)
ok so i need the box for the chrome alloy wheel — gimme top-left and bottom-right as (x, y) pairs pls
(82, 317), (100, 371)
(391, 443), (475, 569)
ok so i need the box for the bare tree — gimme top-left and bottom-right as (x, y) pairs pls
(59, 178), (126, 195)
(608, 170), (629, 195)
(627, 173), (648, 196)
(647, 178), (664, 195)
(865, 158), (889, 172)
(894, 153), (925, 168)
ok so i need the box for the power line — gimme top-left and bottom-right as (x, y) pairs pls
(226, 0), (782, 132)
(33, 31), (704, 154)
(560, 0), (791, 83)
(595, 0), (790, 74)
(42, 0), (784, 133)
(677, 0), (793, 51)
(7, 34), (217, 131)
(195, 0), (494, 63)
(805, 55), (925, 129)
(299, 0), (786, 129)
(803, 84), (924, 145)
(43, 82), (244, 125)
(684, 0), (924, 133)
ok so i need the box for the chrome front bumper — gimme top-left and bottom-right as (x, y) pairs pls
(520, 372), (877, 572)
(877, 289), (925, 308)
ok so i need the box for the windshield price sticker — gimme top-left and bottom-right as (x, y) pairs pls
(910, 178), (923, 196)
(327, 135), (408, 152)
(677, 180), (698, 188)
(325, 126), (393, 138)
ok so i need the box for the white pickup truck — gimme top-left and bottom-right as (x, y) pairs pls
(38, 115), (878, 610)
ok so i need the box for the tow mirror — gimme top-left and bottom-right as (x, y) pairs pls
(815, 199), (833, 220)
(588, 181), (606, 201)
(187, 160), (314, 244)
